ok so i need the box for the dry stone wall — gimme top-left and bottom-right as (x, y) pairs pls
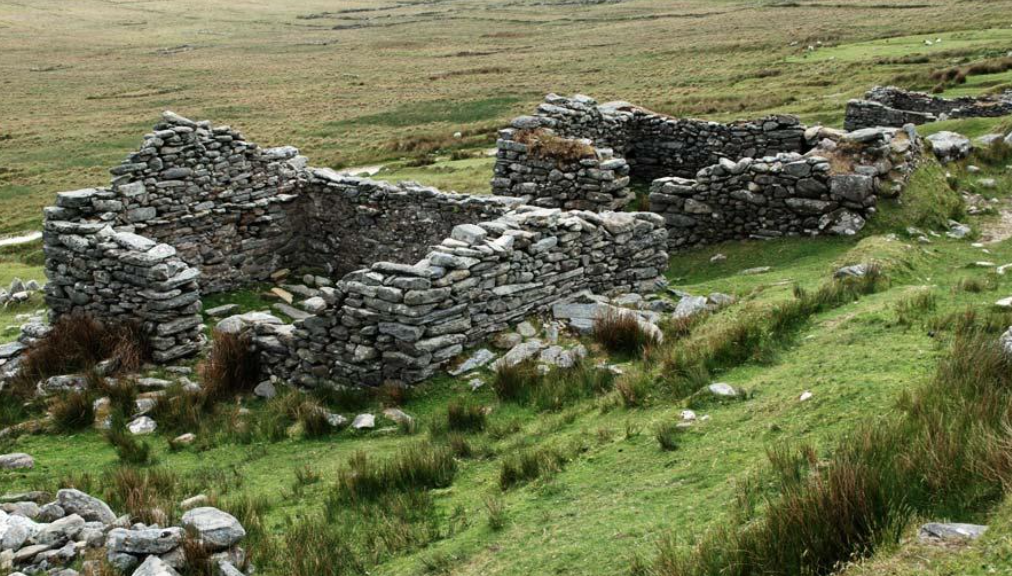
(259, 208), (668, 387)
(506, 94), (807, 181)
(43, 189), (204, 362)
(846, 86), (1012, 131)
(105, 112), (305, 294)
(491, 130), (633, 211)
(296, 169), (523, 277)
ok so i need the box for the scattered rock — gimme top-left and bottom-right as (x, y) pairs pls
(382, 408), (413, 427)
(926, 131), (972, 163)
(834, 264), (871, 279)
(708, 382), (739, 397)
(492, 340), (546, 370)
(516, 321), (538, 338)
(351, 414), (375, 430)
(128, 417), (157, 435)
(180, 507), (246, 551)
(740, 266), (771, 275)
(131, 554), (181, 576)
(449, 348), (496, 376)
(56, 489), (116, 524)
(253, 381), (276, 399)
(204, 304), (239, 318)
(918, 522), (987, 543)
(799, 391), (813, 402)
(0, 453), (34, 470)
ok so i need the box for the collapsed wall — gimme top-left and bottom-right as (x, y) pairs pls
(491, 129), (634, 211)
(845, 85), (1012, 131)
(259, 208), (667, 387)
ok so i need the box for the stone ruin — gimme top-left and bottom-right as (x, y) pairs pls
(41, 109), (667, 388)
(494, 94), (923, 250)
(39, 93), (927, 388)
(845, 85), (1012, 131)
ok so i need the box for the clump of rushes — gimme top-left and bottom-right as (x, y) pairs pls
(593, 308), (661, 356)
(499, 446), (567, 490)
(330, 443), (457, 504)
(446, 397), (487, 432)
(493, 360), (615, 411)
(654, 422), (683, 452)
(200, 330), (260, 400)
(513, 128), (596, 162)
(105, 413), (153, 465)
(48, 390), (94, 432)
(10, 313), (150, 399)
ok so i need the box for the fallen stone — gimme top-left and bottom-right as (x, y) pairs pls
(927, 131), (972, 163)
(180, 507), (245, 551)
(492, 340), (546, 371)
(128, 417), (157, 435)
(352, 414), (375, 430)
(0, 453), (34, 470)
(253, 381), (276, 399)
(449, 349), (496, 376)
(708, 382), (739, 397)
(56, 489), (116, 524)
(131, 554), (180, 576)
(918, 522), (987, 543)
(204, 304), (239, 317)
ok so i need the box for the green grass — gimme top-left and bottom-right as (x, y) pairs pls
(787, 28), (1012, 64)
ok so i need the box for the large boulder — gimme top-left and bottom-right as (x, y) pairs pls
(926, 131), (972, 163)
(56, 489), (116, 524)
(180, 507), (245, 550)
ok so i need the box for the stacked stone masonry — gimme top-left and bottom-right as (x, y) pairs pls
(43, 110), (667, 385)
(259, 208), (667, 387)
(845, 85), (1012, 131)
(491, 130), (634, 211)
(499, 95), (923, 250)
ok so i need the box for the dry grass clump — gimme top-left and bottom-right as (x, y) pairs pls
(499, 445), (567, 490)
(492, 359), (615, 411)
(10, 313), (149, 399)
(514, 128), (595, 163)
(47, 390), (94, 432)
(593, 309), (661, 356)
(200, 330), (260, 401)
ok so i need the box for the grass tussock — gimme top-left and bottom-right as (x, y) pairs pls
(48, 390), (94, 432)
(446, 398), (487, 432)
(200, 330), (260, 401)
(654, 422), (683, 452)
(329, 443), (456, 504)
(514, 128), (595, 163)
(641, 321), (1012, 576)
(10, 313), (149, 399)
(593, 309), (661, 357)
(493, 360), (615, 411)
(105, 413), (153, 465)
(499, 445), (567, 490)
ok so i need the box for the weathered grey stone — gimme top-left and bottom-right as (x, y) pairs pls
(56, 489), (116, 524)
(0, 453), (34, 470)
(180, 507), (245, 551)
(131, 554), (181, 576)
(918, 522), (987, 543)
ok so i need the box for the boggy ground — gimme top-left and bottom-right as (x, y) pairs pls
(4, 124), (1012, 575)
(4, 0), (1012, 236)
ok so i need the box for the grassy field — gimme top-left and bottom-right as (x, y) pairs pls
(4, 137), (1012, 575)
(3, 0), (1012, 235)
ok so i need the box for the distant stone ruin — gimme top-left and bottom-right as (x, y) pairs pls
(496, 94), (922, 250)
(845, 85), (1012, 131)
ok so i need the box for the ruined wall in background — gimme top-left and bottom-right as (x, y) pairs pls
(845, 85), (1012, 131)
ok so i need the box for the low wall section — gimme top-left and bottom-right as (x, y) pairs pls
(43, 190), (204, 362)
(260, 208), (668, 387)
(845, 86), (1012, 130)
(296, 170), (522, 277)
